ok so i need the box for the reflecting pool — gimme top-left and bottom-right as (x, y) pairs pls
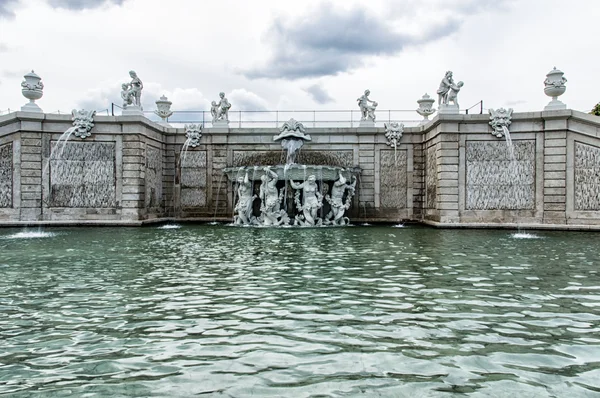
(1, 225), (599, 397)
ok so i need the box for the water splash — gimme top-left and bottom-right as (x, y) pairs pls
(392, 223), (405, 228)
(157, 224), (181, 230)
(512, 232), (540, 239)
(3, 230), (56, 239)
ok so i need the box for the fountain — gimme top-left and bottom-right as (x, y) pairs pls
(224, 119), (360, 226)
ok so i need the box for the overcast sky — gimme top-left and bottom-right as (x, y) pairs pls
(1, 0), (599, 119)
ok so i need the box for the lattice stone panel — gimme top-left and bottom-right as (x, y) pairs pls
(181, 151), (207, 207)
(425, 145), (437, 209)
(145, 145), (163, 208)
(466, 141), (535, 210)
(0, 143), (12, 208)
(575, 142), (600, 210)
(50, 142), (116, 207)
(379, 150), (407, 208)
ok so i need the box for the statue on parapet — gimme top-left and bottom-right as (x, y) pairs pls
(325, 171), (356, 226)
(121, 70), (143, 109)
(291, 174), (323, 226)
(212, 92), (232, 123)
(437, 71), (454, 106)
(446, 81), (464, 108)
(234, 170), (256, 225)
(121, 83), (134, 108)
(357, 89), (377, 122)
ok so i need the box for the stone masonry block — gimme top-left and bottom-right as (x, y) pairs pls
(544, 146), (567, 156)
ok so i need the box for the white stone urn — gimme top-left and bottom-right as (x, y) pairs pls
(544, 67), (567, 110)
(21, 70), (44, 113)
(154, 95), (173, 126)
(416, 93), (436, 125)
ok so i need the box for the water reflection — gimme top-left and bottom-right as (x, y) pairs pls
(0, 226), (599, 396)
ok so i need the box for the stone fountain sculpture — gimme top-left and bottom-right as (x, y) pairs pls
(71, 109), (96, 139)
(258, 167), (289, 226)
(225, 119), (360, 227)
(121, 70), (144, 115)
(273, 118), (312, 164)
(489, 108), (513, 138)
(384, 122), (404, 149)
(291, 174), (323, 226)
(324, 170), (356, 226)
(233, 170), (257, 225)
(21, 70), (44, 113)
(357, 89), (377, 126)
(544, 67), (567, 110)
(437, 71), (464, 114)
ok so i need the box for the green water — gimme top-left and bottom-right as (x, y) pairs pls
(0, 225), (599, 397)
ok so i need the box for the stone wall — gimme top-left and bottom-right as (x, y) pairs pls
(1, 109), (600, 228)
(0, 143), (12, 208)
(465, 141), (535, 210)
(49, 141), (116, 208)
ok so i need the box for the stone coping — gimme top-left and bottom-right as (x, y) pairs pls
(2, 108), (597, 133)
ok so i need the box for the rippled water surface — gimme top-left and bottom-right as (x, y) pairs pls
(1, 225), (600, 397)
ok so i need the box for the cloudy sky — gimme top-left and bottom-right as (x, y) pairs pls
(0, 0), (598, 121)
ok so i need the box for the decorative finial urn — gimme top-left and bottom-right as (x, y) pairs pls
(154, 95), (173, 126)
(21, 70), (44, 113)
(543, 67), (567, 111)
(416, 93), (436, 125)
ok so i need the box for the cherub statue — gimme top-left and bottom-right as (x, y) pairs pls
(216, 92), (231, 122)
(210, 101), (219, 123)
(446, 81), (464, 108)
(121, 83), (134, 108)
(357, 89), (377, 121)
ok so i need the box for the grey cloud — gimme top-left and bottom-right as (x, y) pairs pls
(229, 89), (269, 111)
(0, 0), (17, 18)
(46, 0), (125, 10)
(244, 3), (462, 80)
(304, 84), (334, 104)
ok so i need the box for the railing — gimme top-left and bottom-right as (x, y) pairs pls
(110, 104), (435, 128)
(2, 101), (485, 126)
(465, 100), (484, 115)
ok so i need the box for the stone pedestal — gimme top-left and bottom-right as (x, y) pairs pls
(438, 104), (459, 115)
(212, 120), (229, 133)
(358, 120), (375, 128)
(122, 105), (144, 116)
(21, 102), (43, 113)
(544, 99), (567, 111)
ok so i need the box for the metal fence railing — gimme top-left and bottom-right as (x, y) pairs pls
(111, 104), (432, 128)
(1, 100), (485, 127)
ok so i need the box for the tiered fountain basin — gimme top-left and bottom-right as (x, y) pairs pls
(223, 165), (361, 182)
